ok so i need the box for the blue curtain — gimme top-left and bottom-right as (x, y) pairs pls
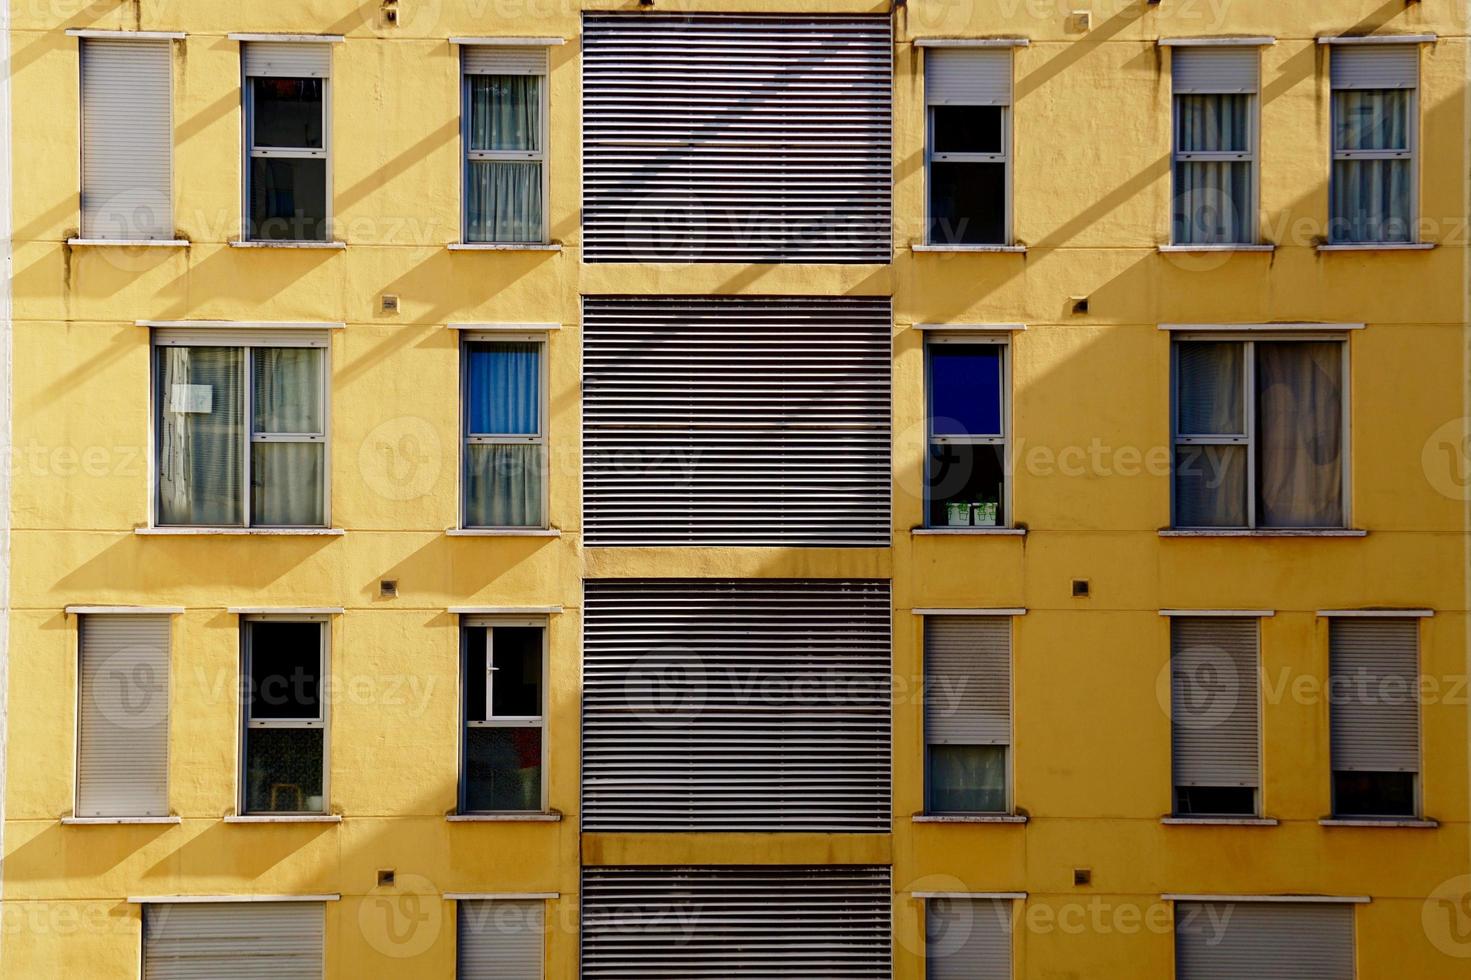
(1332, 90), (1412, 243)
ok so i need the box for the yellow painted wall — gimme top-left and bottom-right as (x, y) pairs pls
(3, 1), (1468, 977)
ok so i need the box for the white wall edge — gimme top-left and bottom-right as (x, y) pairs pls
(128, 894), (342, 904)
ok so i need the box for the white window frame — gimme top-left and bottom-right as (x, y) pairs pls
(460, 53), (549, 245)
(1170, 332), (1350, 530)
(1170, 53), (1260, 245)
(459, 331), (550, 529)
(238, 615), (330, 816)
(923, 334), (1012, 529)
(924, 95), (1013, 246)
(242, 49), (332, 242)
(922, 615), (1016, 816)
(459, 616), (549, 814)
(1328, 47), (1419, 245)
(1168, 615), (1265, 819)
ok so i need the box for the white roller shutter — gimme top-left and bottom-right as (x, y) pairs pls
(1170, 618), (1260, 788)
(924, 49), (1012, 105)
(80, 38), (173, 240)
(924, 617), (1010, 746)
(581, 866), (892, 979)
(581, 14), (892, 263)
(1330, 45), (1418, 89)
(143, 902), (324, 980)
(1175, 901), (1354, 980)
(581, 296), (892, 547)
(1329, 618), (1420, 773)
(152, 327), (330, 348)
(462, 46), (547, 76)
(458, 900), (544, 980)
(1172, 47), (1260, 94)
(243, 42), (331, 78)
(76, 615), (170, 818)
(926, 897), (1012, 980)
(581, 579), (892, 833)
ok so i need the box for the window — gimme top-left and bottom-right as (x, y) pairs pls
(154, 331), (329, 528)
(243, 42), (330, 241)
(143, 901), (324, 979)
(1329, 44), (1418, 244)
(461, 620), (546, 813)
(924, 616), (1011, 814)
(76, 614), (170, 818)
(925, 48), (1012, 245)
(926, 336), (1008, 528)
(1172, 337), (1346, 529)
(79, 38), (173, 240)
(457, 899), (545, 980)
(462, 336), (546, 528)
(1329, 617), (1422, 818)
(1175, 901), (1354, 979)
(1170, 617), (1260, 818)
(241, 618), (327, 815)
(462, 45), (548, 244)
(926, 897), (1013, 980)
(1171, 46), (1259, 245)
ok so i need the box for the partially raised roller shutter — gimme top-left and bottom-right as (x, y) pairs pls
(80, 38), (173, 240)
(77, 614), (170, 818)
(581, 13), (893, 263)
(1170, 617), (1260, 789)
(924, 617), (1011, 747)
(1330, 618), (1421, 773)
(581, 866), (892, 979)
(582, 579), (891, 832)
(581, 295), (892, 547)
(458, 900), (544, 980)
(1175, 901), (1355, 980)
(242, 42), (331, 78)
(1171, 46), (1260, 94)
(143, 902), (324, 980)
(1330, 45), (1419, 90)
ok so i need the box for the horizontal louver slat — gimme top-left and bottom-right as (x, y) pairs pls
(77, 615), (170, 818)
(463, 45), (546, 76)
(1171, 618), (1260, 788)
(1329, 618), (1420, 773)
(924, 49), (1012, 105)
(242, 42), (330, 78)
(458, 900), (544, 980)
(924, 617), (1011, 746)
(1175, 902), (1354, 979)
(80, 39), (172, 240)
(1330, 45), (1418, 90)
(143, 903), (323, 980)
(1172, 47), (1260, 94)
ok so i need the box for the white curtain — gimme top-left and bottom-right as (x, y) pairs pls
(1257, 342), (1343, 527)
(156, 346), (243, 526)
(1174, 342), (1247, 527)
(251, 348), (325, 527)
(466, 75), (543, 243)
(1332, 90), (1411, 243)
(1174, 94), (1252, 244)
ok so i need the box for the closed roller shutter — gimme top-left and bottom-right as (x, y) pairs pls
(1330, 45), (1418, 89)
(1330, 618), (1420, 773)
(924, 617), (1010, 746)
(458, 900), (544, 980)
(1171, 617), (1260, 788)
(1172, 47), (1260, 94)
(926, 897), (1012, 980)
(581, 13), (892, 263)
(143, 902), (324, 980)
(462, 46), (547, 76)
(582, 579), (891, 833)
(80, 39), (173, 240)
(581, 295), (892, 547)
(243, 42), (331, 78)
(1175, 901), (1354, 979)
(581, 866), (892, 979)
(924, 49), (1012, 105)
(77, 614), (170, 817)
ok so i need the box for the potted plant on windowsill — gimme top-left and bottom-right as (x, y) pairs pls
(946, 502), (971, 527)
(972, 501), (998, 527)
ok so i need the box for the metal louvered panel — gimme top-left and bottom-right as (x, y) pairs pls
(581, 866), (892, 979)
(1330, 45), (1418, 89)
(1171, 618), (1259, 788)
(581, 14), (892, 263)
(77, 615), (170, 817)
(143, 902), (324, 980)
(923, 618), (1010, 746)
(463, 46), (547, 76)
(924, 49), (1012, 105)
(926, 898), (1012, 980)
(581, 579), (892, 833)
(243, 42), (331, 78)
(1172, 47), (1259, 94)
(80, 39), (173, 240)
(1329, 618), (1420, 773)
(582, 296), (892, 547)
(458, 901), (544, 980)
(1175, 902), (1354, 980)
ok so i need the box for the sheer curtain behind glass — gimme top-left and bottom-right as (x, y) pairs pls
(1332, 89), (1411, 243)
(1174, 94), (1252, 244)
(1257, 342), (1343, 527)
(466, 75), (543, 243)
(1174, 341), (1247, 527)
(252, 348), (325, 527)
(465, 342), (543, 527)
(156, 346), (244, 526)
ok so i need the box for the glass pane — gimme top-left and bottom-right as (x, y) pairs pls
(466, 160), (543, 243)
(252, 442), (325, 527)
(1174, 445), (1248, 527)
(248, 157), (327, 241)
(1333, 89), (1410, 152)
(1173, 161), (1252, 245)
(247, 621), (322, 721)
(927, 442), (1004, 529)
(464, 626), (489, 722)
(928, 161), (1006, 245)
(1176, 94), (1251, 153)
(464, 727), (542, 812)
(466, 342), (541, 435)
(929, 344), (1003, 438)
(491, 627), (543, 717)
(1331, 159), (1412, 244)
(253, 348), (323, 434)
(251, 78), (324, 149)
(464, 444), (544, 528)
(155, 346), (244, 526)
(1256, 342), (1344, 528)
(1175, 785), (1256, 817)
(931, 105), (1003, 155)
(928, 744), (1007, 813)
(1332, 771), (1416, 818)
(244, 728), (324, 813)
(1176, 342), (1244, 436)
(467, 75), (541, 152)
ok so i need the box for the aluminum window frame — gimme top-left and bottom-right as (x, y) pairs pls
(238, 614), (331, 816)
(922, 614), (1016, 817)
(458, 616), (550, 814)
(1170, 78), (1260, 245)
(460, 56), (550, 245)
(458, 331), (550, 530)
(923, 333), (1012, 529)
(242, 52), (332, 242)
(1169, 615), (1265, 819)
(1328, 47), (1420, 245)
(924, 98), (1013, 247)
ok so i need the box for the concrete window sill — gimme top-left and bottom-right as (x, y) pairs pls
(1161, 817), (1279, 826)
(229, 240), (346, 250)
(1318, 818), (1438, 829)
(911, 244), (1027, 254)
(1158, 244), (1274, 253)
(67, 238), (189, 248)
(448, 243), (562, 252)
(912, 813), (1028, 824)
(1160, 529), (1367, 538)
(446, 812), (563, 823)
(223, 814), (342, 824)
(445, 528), (561, 537)
(1316, 242), (1435, 253)
(62, 816), (182, 825)
(912, 527), (1027, 537)
(136, 527), (346, 537)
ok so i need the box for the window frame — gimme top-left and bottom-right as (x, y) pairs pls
(1169, 332), (1351, 530)
(460, 54), (550, 245)
(1168, 616), (1264, 820)
(1327, 617), (1425, 820)
(922, 615), (1015, 817)
(458, 616), (550, 814)
(924, 97), (1013, 247)
(458, 331), (550, 530)
(242, 51), (332, 243)
(238, 614), (331, 816)
(1169, 51), (1261, 246)
(1328, 46), (1420, 245)
(923, 333), (1012, 529)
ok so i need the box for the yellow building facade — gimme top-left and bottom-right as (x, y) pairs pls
(1, 1), (1468, 978)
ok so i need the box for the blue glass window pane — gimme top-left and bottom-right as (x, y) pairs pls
(466, 342), (540, 435)
(929, 344), (1002, 437)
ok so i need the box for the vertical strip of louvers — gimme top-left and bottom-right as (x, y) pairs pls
(581, 296), (892, 547)
(581, 14), (893, 263)
(142, 902), (324, 980)
(581, 579), (892, 832)
(76, 614), (170, 817)
(1174, 902), (1354, 979)
(580, 866), (893, 978)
